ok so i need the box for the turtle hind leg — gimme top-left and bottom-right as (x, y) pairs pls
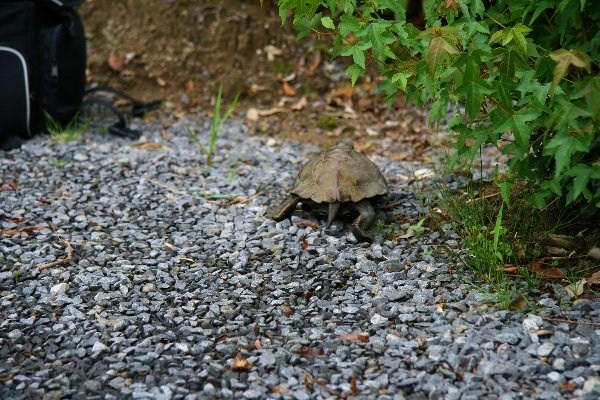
(326, 202), (340, 228)
(270, 194), (301, 222)
(351, 199), (376, 242)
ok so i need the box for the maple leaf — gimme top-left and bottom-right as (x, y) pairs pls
(426, 37), (458, 75)
(549, 49), (592, 95)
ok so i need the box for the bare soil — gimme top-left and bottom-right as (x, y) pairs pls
(80, 0), (440, 159)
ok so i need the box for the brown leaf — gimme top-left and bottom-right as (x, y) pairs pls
(531, 329), (553, 337)
(281, 304), (293, 317)
(303, 291), (314, 301)
(1, 181), (18, 190)
(341, 333), (370, 343)
(282, 82), (296, 97)
(272, 385), (289, 394)
(307, 51), (321, 73)
(294, 219), (319, 230)
(185, 80), (197, 93)
(444, 0), (459, 12)
(504, 265), (518, 275)
(304, 375), (314, 394)
(328, 86), (354, 104)
(291, 96), (308, 111)
(559, 380), (578, 390)
(231, 355), (252, 372)
(108, 53), (125, 72)
(587, 271), (600, 287)
(416, 336), (427, 348)
(538, 268), (566, 279)
(301, 238), (309, 250)
(508, 294), (529, 311)
(132, 142), (170, 151)
(1, 223), (49, 236)
(296, 347), (325, 357)
(351, 374), (357, 396)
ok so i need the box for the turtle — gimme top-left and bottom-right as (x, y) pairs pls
(271, 142), (389, 241)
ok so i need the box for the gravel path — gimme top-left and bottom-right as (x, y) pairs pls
(1, 118), (599, 400)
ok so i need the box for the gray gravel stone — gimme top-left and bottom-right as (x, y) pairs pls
(1, 116), (598, 400)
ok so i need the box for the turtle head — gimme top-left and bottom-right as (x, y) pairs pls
(336, 139), (354, 149)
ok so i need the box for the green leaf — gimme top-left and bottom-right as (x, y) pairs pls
(346, 64), (364, 86)
(566, 164), (592, 203)
(391, 71), (411, 91)
(490, 24), (532, 54)
(378, 0), (407, 19)
(494, 109), (540, 150)
(341, 42), (372, 69)
(497, 179), (512, 205)
(321, 16), (335, 29)
(368, 22), (389, 62)
(543, 132), (589, 177)
(426, 37), (459, 75)
(494, 75), (517, 111)
(580, 76), (600, 119)
(527, 190), (552, 208)
(339, 15), (361, 36)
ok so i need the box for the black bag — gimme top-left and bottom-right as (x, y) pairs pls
(0, 0), (87, 150)
(0, 1), (160, 151)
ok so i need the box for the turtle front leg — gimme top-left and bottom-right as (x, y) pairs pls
(270, 194), (301, 222)
(351, 199), (376, 242)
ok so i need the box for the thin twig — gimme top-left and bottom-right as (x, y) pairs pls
(541, 316), (600, 327)
(465, 192), (501, 203)
(36, 238), (73, 272)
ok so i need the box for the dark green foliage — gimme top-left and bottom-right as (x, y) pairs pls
(279, 0), (600, 210)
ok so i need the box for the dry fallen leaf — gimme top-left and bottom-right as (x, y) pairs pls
(436, 302), (446, 313)
(291, 96), (308, 111)
(294, 219), (319, 230)
(304, 375), (314, 393)
(272, 385), (289, 394)
(416, 336), (427, 348)
(301, 238), (309, 250)
(341, 333), (370, 343)
(282, 81), (296, 97)
(246, 108), (260, 121)
(538, 268), (566, 279)
(108, 53), (125, 71)
(508, 294), (529, 311)
(587, 271), (600, 287)
(531, 329), (553, 337)
(185, 80), (197, 93)
(132, 142), (168, 151)
(296, 347), (324, 357)
(264, 45), (283, 61)
(1, 181), (19, 190)
(281, 304), (293, 317)
(231, 355), (252, 372)
(565, 278), (587, 298)
(1, 223), (49, 236)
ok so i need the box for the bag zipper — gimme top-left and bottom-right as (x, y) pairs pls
(0, 46), (31, 135)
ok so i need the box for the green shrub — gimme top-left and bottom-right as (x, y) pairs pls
(277, 0), (600, 210)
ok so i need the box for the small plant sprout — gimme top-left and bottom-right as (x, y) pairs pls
(207, 84), (239, 165)
(46, 112), (89, 144)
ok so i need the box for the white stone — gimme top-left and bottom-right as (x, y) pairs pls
(370, 313), (388, 325)
(538, 342), (555, 357)
(50, 283), (69, 297)
(92, 341), (108, 353)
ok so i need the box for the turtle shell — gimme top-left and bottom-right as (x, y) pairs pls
(291, 143), (388, 203)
